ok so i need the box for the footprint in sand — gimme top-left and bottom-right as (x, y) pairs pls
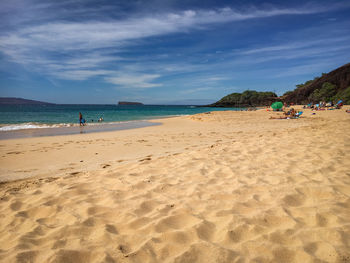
(10, 201), (23, 211)
(105, 224), (119, 234)
(64, 171), (82, 179)
(283, 194), (305, 207)
(52, 239), (67, 249)
(44, 177), (59, 183)
(139, 157), (152, 162)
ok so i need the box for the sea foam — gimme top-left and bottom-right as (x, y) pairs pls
(0, 123), (72, 131)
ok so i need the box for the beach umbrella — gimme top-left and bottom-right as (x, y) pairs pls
(337, 100), (343, 105)
(271, 101), (283, 110)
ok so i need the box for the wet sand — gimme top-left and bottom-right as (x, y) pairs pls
(0, 107), (349, 262)
(0, 120), (160, 140)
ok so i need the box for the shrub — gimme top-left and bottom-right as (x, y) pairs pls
(308, 82), (336, 102)
(333, 86), (350, 104)
(215, 90), (277, 106)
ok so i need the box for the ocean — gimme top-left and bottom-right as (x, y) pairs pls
(0, 104), (238, 133)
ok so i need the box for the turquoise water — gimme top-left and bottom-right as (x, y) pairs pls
(0, 104), (238, 131)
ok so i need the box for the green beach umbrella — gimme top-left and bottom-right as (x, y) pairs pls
(271, 101), (283, 110)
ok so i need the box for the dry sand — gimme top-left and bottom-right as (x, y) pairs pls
(0, 107), (350, 262)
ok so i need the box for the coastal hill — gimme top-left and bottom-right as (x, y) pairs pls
(118, 101), (144, 105)
(208, 90), (278, 107)
(209, 63), (350, 107)
(0, 97), (53, 105)
(282, 63), (350, 104)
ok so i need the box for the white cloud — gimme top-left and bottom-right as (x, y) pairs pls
(63, 55), (120, 69)
(105, 74), (162, 89)
(206, 76), (228, 82)
(181, 87), (212, 94)
(241, 37), (350, 55)
(0, 2), (348, 88)
(0, 5), (335, 64)
(1, 10), (264, 50)
(52, 70), (113, 81)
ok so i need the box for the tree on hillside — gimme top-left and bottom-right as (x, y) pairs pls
(334, 86), (350, 104)
(283, 91), (293, 97)
(308, 82), (337, 102)
(212, 90), (277, 107)
(281, 63), (350, 104)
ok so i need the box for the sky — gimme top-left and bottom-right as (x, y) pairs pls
(0, 0), (350, 104)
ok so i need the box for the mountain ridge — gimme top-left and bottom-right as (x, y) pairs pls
(0, 97), (54, 105)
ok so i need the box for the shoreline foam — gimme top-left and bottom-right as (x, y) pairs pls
(0, 120), (161, 140)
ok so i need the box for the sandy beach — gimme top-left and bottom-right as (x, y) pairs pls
(0, 107), (349, 262)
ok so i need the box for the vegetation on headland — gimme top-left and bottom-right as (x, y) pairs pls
(282, 62), (350, 104)
(209, 62), (350, 107)
(208, 90), (278, 107)
(307, 83), (350, 104)
(283, 81), (350, 105)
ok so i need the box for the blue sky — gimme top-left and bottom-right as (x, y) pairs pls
(1, 0), (350, 104)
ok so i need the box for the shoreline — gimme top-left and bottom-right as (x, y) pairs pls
(1, 107), (348, 182)
(0, 120), (162, 140)
(0, 104), (240, 134)
(0, 111), (220, 139)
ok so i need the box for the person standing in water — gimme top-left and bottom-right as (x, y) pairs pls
(79, 112), (83, 126)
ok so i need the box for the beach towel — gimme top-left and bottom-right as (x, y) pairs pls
(295, 111), (303, 118)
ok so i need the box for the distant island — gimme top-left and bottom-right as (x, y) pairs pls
(0, 97), (54, 105)
(118, 101), (144, 105)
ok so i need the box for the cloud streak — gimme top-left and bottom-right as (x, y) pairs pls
(0, 3), (343, 86)
(1, 6), (337, 52)
(105, 74), (162, 89)
(241, 36), (350, 55)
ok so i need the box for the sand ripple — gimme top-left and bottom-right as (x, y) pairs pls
(1, 109), (350, 262)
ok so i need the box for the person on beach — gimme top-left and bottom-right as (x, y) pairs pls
(270, 108), (301, 119)
(284, 108), (296, 117)
(79, 112), (83, 126)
